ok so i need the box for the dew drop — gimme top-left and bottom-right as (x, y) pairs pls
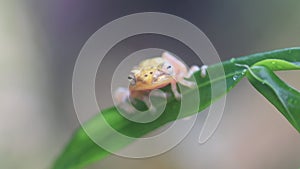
(241, 69), (247, 75)
(233, 74), (239, 81)
(230, 58), (236, 63)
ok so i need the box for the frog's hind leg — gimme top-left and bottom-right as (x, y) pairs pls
(162, 52), (207, 88)
(178, 64), (208, 87)
(185, 65), (208, 78)
(185, 65), (200, 78)
(176, 65), (199, 88)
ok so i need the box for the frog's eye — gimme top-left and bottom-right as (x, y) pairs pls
(128, 74), (136, 85)
(161, 62), (174, 75)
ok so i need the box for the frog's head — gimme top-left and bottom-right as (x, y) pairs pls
(128, 66), (174, 91)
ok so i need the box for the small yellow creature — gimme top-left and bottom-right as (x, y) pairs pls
(114, 52), (207, 113)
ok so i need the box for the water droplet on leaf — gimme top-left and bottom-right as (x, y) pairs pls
(233, 74), (239, 81)
(241, 69), (247, 75)
(230, 58), (236, 63)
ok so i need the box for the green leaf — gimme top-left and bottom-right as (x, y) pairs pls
(52, 48), (300, 169)
(245, 61), (300, 132)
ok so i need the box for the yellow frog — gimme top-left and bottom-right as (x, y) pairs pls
(114, 52), (207, 113)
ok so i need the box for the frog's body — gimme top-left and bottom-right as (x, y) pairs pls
(114, 52), (207, 113)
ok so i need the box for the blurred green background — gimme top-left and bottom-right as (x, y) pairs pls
(1, 0), (300, 169)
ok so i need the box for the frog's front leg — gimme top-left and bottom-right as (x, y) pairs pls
(140, 95), (157, 113)
(171, 81), (182, 100)
(114, 87), (136, 113)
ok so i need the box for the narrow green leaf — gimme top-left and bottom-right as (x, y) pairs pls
(246, 64), (300, 132)
(52, 48), (300, 169)
(253, 58), (300, 70)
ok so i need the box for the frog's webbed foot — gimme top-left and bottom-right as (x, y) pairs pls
(185, 65), (208, 78)
(114, 87), (136, 113)
(200, 65), (208, 78)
